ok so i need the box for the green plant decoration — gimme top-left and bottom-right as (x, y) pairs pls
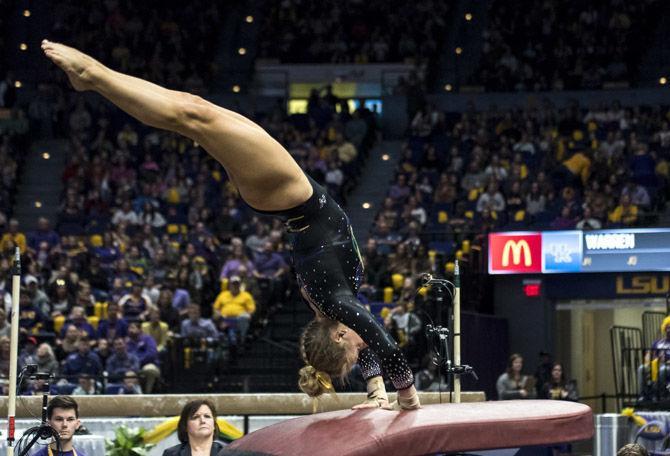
(105, 425), (156, 456)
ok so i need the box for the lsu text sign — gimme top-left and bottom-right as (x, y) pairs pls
(543, 274), (670, 299)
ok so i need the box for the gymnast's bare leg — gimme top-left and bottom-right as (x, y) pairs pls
(41, 39), (311, 212)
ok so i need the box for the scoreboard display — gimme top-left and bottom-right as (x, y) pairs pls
(488, 229), (670, 274)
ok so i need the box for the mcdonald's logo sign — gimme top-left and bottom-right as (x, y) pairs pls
(489, 233), (542, 274)
(502, 240), (532, 266)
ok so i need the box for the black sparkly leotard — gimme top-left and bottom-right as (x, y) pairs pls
(254, 175), (414, 390)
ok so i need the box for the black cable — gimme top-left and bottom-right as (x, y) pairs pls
(15, 424), (61, 456)
(16, 366), (43, 422)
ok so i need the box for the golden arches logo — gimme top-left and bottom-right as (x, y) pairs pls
(502, 240), (532, 267)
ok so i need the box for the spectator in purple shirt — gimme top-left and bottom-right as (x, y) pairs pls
(91, 232), (121, 268)
(551, 206), (577, 230)
(60, 306), (96, 340)
(16, 291), (48, 334)
(219, 242), (254, 280)
(126, 321), (161, 393)
(630, 144), (657, 189)
(252, 240), (288, 309)
(61, 334), (102, 383)
(27, 217), (60, 252)
(163, 273), (191, 316)
(180, 304), (219, 340)
(118, 283), (150, 321)
(388, 174), (411, 202)
(106, 336), (140, 382)
(97, 302), (129, 341)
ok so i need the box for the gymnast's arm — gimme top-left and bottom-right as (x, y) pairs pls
(326, 293), (419, 408)
(352, 348), (391, 409)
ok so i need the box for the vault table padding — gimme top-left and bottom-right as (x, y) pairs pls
(228, 400), (594, 455)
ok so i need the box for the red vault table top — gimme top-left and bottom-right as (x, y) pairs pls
(228, 400), (594, 456)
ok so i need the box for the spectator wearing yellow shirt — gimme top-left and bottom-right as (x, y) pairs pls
(555, 150), (592, 188)
(608, 194), (639, 226)
(213, 276), (256, 345)
(0, 218), (26, 253)
(141, 307), (170, 352)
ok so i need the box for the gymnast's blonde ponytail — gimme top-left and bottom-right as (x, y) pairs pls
(298, 365), (334, 398)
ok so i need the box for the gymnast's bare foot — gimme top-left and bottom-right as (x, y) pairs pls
(41, 39), (98, 91)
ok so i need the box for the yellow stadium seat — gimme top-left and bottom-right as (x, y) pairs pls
(465, 210), (474, 219)
(445, 262), (455, 273)
(455, 250), (463, 260)
(87, 316), (100, 330)
(438, 211), (448, 223)
(461, 240), (471, 254)
(89, 235), (103, 247)
(167, 224), (180, 234)
(652, 357), (659, 382)
(54, 315), (66, 334)
(183, 347), (192, 369)
(383, 287), (393, 303)
(391, 273), (404, 290)
(468, 188), (480, 201)
(100, 302), (109, 319)
(166, 188), (180, 204)
(380, 307), (391, 319)
(514, 210), (526, 222)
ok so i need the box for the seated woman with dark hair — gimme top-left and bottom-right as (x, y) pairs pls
(541, 362), (578, 401)
(163, 399), (225, 456)
(496, 353), (536, 400)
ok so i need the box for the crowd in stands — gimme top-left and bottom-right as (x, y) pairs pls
(258, 0), (450, 91)
(259, 0), (449, 65)
(0, 116), (27, 223)
(474, 0), (662, 91)
(49, 0), (224, 94)
(354, 99), (669, 375)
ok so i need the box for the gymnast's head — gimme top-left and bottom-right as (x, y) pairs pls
(298, 318), (363, 397)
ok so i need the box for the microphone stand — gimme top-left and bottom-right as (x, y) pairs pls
(421, 264), (478, 403)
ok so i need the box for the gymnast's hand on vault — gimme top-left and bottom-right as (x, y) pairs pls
(352, 397), (393, 410)
(352, 376), (393, 410)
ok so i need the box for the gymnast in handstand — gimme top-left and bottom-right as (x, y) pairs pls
(42, 40), (420, 410)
